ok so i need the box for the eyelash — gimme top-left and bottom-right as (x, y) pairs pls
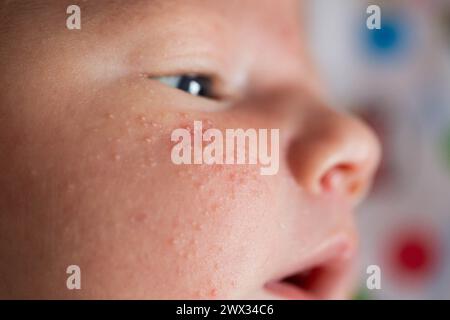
(153, 75), (216, 99)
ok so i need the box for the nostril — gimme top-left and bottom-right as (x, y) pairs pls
(286, 108), (381, 201)
(320, 164), (362, 196)
(348, 180), (362, 196)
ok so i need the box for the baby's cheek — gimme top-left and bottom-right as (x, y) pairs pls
(2, 98), (281, 298)
(128, 116), (283, 298)
(161, 166), (273, 298)
(53, 118), (277, 298)
(69, 168), (276, 299)
(111, 161), (274, 298)
(137, 119), (274, 298)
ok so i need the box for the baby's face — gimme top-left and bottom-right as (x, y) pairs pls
(0, 0), (380, 299)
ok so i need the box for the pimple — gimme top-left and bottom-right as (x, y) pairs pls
(136, 115), (153, 128)
(228, 172), (238, 182)
(144, 136), (153, 143)
(191, 220), (199, 229)
(186, 239), (200, 259)
(176, 169), (187, 178)
(167, 237), (176, 247)
(168, 235), (187, 251)
(150, 121), (162, 129)
(174, 265), (183, 277)
(229, 188), (237, 201)
(209, 202), (220, 214)
(87, 151), (103, 162)
(130, 212), (148, 224)
(279, 222), (287, 230)
(191, 289), (203, 299)
(203, 119), (213, 127)
(181, 124), (193, 134)
(203, 210), (211, 218)
(209, 288), (218, 298)
(66, 182), (76, 193)
(191, 221), (204, 231)
(193, 179), (206, 190)
(29, 168), (39, 177)
(178, 112), (189, 120)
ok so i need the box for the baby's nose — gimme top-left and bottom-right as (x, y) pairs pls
(288, 108), (381, 204)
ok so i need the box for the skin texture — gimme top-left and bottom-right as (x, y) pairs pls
(0, 0), (380, 299)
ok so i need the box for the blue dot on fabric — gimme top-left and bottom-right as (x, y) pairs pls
(362, 16), (410, 59)
(371, 23), (399, 50)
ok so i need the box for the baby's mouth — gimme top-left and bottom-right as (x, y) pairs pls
(263, 240), (355, 300)
(265, 265), (329, 299)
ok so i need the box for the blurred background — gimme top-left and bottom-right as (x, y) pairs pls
(306, 0), (450, 299)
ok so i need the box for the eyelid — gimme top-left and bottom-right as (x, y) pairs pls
(149, 73), (233, 101)
(145, 73), (236, 112)
(151, 74), (215, 99)
(155, 76), (182, 88)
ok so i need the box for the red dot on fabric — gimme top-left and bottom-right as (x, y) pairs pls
(397, 240), (429, 272)
(389, 229), (439, 281)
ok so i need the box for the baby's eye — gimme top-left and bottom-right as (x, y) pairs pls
(154, 75), (215, 99)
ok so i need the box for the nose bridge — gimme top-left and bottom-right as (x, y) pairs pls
(287, 104), (381, 203)
(243, 21), (315, 99)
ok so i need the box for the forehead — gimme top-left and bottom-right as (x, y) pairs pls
(2, 0), (304, 53)
(0, 0), (307, 80)
(2, 0), (301, 26)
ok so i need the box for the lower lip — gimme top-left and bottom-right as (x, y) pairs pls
(264, 281), (317, 300)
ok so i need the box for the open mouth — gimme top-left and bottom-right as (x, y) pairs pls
(281, 266), (324, 293)
(265, 265), (329, 299)
(263, 241), (354, 300)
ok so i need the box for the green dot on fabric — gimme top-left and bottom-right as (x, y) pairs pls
(444, 127), (450, 170)
(353, 286), (373, 300)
